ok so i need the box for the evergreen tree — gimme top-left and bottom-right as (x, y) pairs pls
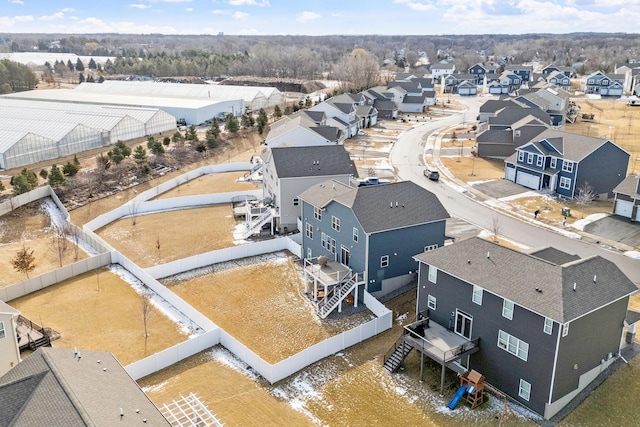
(88, 58), (97, 70)
(185, 125), (198, 141)
(87, 75), (95, 83)
(241, 113), (255, 129)
(75, 58), (85, 71)
(163, 136), (171, 147)
(147, 137), (165, 155)
(11, 175), (31, 195)
(172, 131), (184, 145)
(210, 118), (221, 138)
(48, 164), (66, 187)
(205, 129), (217, 149)
(225, 113), (239, 133)
(20, 168), (38, 189)
(63, 161), (79, 177)
(67, 59), (75, 71)
(78, 73), (85, 83)
(274, 105), (282, 118)
(39, 169), (48, 180)
(73, 154), (81, 167)
(133, 145), (148, 166)
(98, 75), (105, 83)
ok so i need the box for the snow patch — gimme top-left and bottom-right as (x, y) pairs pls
(570, 213), (608, 231)
(624, 251), (640, 260)
(396, 312), (408, 325)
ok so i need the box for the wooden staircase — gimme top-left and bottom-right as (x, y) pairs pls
(237, 208), (274, 239)
(28, 333), (51, 351)
(383, 336), (413, 372)
(317, 272), (361, 319)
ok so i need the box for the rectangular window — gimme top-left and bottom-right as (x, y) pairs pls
(514, 130), (521, 137)
(428, 265), (437, 283)
(472, 285), (483, 305)
(305, 223), (313, 239)
(588, 79), (594, 84)
(381, 255), (389, 268)
(502, 299), (514, 320)
(321, 232), (327, 249)
(527, 153), (534, 164)
(550, 158), (557, 169)
(353, 227), (358, 243)
(562, 323), (569, 337)
(562, 161), (573, 173)
(331, 216), (340, 231)
(428, 295), (437, 310)
(559, 176), (571, 190)
(329, 238), (336, 254)
(293, 197), (299, 206)
(424, 244), (438, 252)
(306, 247), (312, 259)
(519, 379), (531, 401)
(497, 330), (529, 361)
(536, 156), (543, 167)
(544, 318), (553, 335)
(518, 151), (524, 162)
(314, 207), (322, 221)
(0, 321), (4, 339)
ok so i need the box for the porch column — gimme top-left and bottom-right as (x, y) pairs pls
(440, 362), (446, 397)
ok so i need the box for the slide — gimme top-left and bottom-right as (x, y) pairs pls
(447, 385), (468, 410)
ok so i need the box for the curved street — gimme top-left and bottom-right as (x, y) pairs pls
(388, 96), (640, 284)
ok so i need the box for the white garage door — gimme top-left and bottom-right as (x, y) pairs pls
(505, 167), (516, 181)
(614, 200), (633, 218)
(516, 171), (540, 190)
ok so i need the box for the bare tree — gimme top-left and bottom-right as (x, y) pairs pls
(128, 201), (140, 226)
(574, 182), (597, 219)
(155, 235), (161, 263)
(140, 286), (154, 339)
(51, 224), (68, 267)
(491, 215), (502, 243)
(11, 244), (36, 279)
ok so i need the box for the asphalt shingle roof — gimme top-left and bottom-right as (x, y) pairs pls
(613, 175), (640, 198)
(414, 237), (637, 323)
(270, 146), (357, 178)
(0, 347), (169, 427)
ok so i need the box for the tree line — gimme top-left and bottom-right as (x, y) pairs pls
(0, 59), (38, 93)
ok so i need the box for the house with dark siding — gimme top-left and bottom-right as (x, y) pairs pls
(411, 237), (638, 419)
(504, 129), (629, 199)
(299, 180), (449, 298)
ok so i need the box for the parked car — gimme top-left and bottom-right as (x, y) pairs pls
(424, 168), (439, 181)
(358, 177), (391, 187)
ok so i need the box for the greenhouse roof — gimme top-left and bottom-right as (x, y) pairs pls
(0, 117), (100, 142)
(75, 80), (279, 102)
(0, 130), (47, 153)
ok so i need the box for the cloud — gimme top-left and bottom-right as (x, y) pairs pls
(233, 11), (249, 20)
(227, 0), (270, 6)
(10, 0), (24, 4)
(0, 15), (33, 27)
(393, 0), (436, 12)
(212, 9), (227, 14)
(39, 12), (64, 21)
(60, 8), (75, 12)
(297, 11), (321, 22)
(186, 7), (193, 12)
(128, 3), (151, 9)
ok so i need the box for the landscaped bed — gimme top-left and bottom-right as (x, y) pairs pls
(95, 204), (238, 268)
(162, 252), (375, 364)
(8, 266), (190, 365)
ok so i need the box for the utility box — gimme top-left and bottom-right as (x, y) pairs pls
(561, 207), (571, 217)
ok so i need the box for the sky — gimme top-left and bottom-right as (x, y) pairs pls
(1, 0), (639, 36)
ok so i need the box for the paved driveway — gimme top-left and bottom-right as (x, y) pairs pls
(584, 215), (640, 249)
(471, 179), (527, 199)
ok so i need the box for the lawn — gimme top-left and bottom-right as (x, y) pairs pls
(152, 171), (257, 200)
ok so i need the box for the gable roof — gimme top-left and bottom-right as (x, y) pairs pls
(300, 180), (449, 234)
(269, 146), (357, 178)
(613, 175), (640, 198)
(479, 99), (520, 114)
(0, 347), (169, 427)
(529, 129), (623, 161)
(414, 237), (637, 323)
(529, 247), (581, 265)
(489, 106), (552, 128)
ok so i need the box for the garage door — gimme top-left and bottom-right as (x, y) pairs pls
(516, 171), (540, 190)
(505, 167), (516, 181)
(613, 200), (633, 218)
(614, 200), (633, 218)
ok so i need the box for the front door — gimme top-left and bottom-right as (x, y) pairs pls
(455, 309), (473, 339)
(340, 246), (350, 267)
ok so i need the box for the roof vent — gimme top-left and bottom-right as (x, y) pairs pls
(395, 202), (398, 207)
(390, 202), (393, 208)
(593, 275), (597, 283)
(487, 251), (490, 259)
(535, 288), (543, 293)
(573, 282), (576, 291)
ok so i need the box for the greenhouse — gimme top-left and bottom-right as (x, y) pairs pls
(74, 80), (283, 111)
(0, 98), (177, 171)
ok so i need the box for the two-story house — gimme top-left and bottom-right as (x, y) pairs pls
(504, 129), (629, 198)
(499, 70), (523, 93)
(430, 61), (456, 83)
(361, 87), (398, 119)
(545, 71), (571, 91)
(541, 64), (573, 77)
(262, 145), (358, 234)
(265, 110), (344, 148)
(310, 94), (363, 138)
(410, 237), (638, 420)
(476, 115), (549, 158)
(612, 175), (640, 221)
(299, 180), (449, 298)
(505, 64), (533, 82)
(468, 63), (498, 85)
(583, 71), (624, 96)
(0, 301), (20, 377)
(515, 86), (571, 126)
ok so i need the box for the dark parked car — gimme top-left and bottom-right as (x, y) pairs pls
(424, 168), (439, 181)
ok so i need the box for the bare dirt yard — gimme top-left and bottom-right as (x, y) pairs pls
(163, 253), (374, 364)
(8, 266), (189, 365)
(441, 156), (505, 183)
(151, 171), (257, 200)
(96, 204), (238, 268)
(0, 199), (90, 288)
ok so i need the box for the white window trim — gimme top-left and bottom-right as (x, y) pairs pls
(0, 321), (4, 339)
(502, 299), (514, 320)
(321, 232), (327, 249)
(527, 153), (534, 164)
(562, 160), (573, 173)
(314, 207), (322, 221)
(550, 157), (557, 168)
(305, 223), (313, 239)
(331, 216), (340, 232)
(329, 238), (336, 254)
(514, 130), (521, 137)
(497, 330), (529, 361)
(306, 247), (312, 259)
(519, 379), (531, 401)
(381, 255), (389, 268)
(562, 323), (569, 337)
(544, 318), (553, 335)
(472, 285), (483, 305)
(352, 227), (358, 243)
(518, 151), (524, 162)
(428, 265), (437, 283)
(559, 176), (571, 190)
(536, 156), (543, 167)
(428, 295), (436, 310)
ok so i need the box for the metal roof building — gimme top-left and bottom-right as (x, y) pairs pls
(0, 98), (177, 170)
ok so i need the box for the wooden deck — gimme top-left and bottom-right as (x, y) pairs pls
(304, 260), (351, 287)
(404, 319), (479, 364)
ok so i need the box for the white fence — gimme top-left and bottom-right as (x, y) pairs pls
(0, 185), (58, 217)
(125, 330), (220, 381)
(146, 236), (302, 279)
(0, 252), (112, 302)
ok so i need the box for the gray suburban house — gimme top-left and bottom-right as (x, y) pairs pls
(612, 175), (640, 221)
(299, 180), (449, 298)
(410, 237), (637, 420)
(262, 145), (357, 234)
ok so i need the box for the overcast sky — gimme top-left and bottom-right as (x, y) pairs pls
(2, 0), (638, 35)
